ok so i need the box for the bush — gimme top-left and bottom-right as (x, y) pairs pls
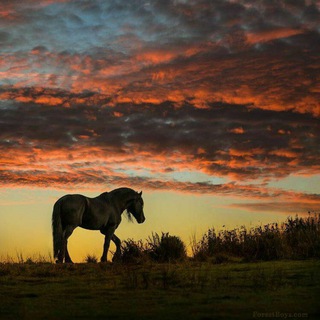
(120, 239), (146, 264)
(117, 233), (187, 264)
(147, 232), (187, 262)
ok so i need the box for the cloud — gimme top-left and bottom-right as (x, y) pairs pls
(1, 161), (320, 214)
(2, 30), (319, 114)
(1, 1), (319, 115)
(0, 0), (319, 215)
(0, 88), (319, 185)
(230, 201), (320, 215)
(246, 28), (305, 44)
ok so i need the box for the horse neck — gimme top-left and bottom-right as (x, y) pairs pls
(111, 188), (136, 213)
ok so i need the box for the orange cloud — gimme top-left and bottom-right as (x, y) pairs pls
(246, 28), (305, 44)
(34, 96), (64, 106)
(113, 111), (123, 118)
(270, 149), (299, 158)
(229, 127), (244, 134)
(136, 50), (177, 65)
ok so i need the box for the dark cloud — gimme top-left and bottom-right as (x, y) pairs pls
(2, 0), (319, 52)
(0, 87), (319, 182)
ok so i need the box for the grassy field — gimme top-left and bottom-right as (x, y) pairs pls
(0, 260), (319, 319)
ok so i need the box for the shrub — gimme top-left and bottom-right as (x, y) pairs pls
(120, 239), (146, 264)
(147, 232), (187, 262)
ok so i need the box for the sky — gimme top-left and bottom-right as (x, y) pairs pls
(0, 0), (319, 261)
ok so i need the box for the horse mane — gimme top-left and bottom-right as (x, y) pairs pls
(125, 197), (137, 223)
(125, 209), (134, 222)
(108, 187), (138, 222)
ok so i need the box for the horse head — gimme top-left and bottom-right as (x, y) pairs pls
(127, 191), (145, 224)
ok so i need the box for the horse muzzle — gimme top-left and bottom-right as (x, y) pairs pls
(138, 216), (146, 224)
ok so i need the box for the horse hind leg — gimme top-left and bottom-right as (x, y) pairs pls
(58, 225), (76, 263)
(65, 247), (73, 264)
(65, 225), (76, 263)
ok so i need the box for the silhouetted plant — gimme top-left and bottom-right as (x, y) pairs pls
(192, 228), (217, 261)
(147, 232), (187, 262)
(283, 213), (320, 259)
(85, 254), (98, 263)
(193, 213), (320, 262)
(120, 239), (146, 264)
(25, 257), (35, 264)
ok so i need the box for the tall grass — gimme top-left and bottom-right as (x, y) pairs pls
(192, 213), (320, 262)
(0, 252), (53, 264)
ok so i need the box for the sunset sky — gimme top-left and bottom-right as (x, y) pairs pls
(0, 0), (319, 261)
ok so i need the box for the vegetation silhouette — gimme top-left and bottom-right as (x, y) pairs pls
(192, 213), (320, 262)
(52, 187), (145, 263)
(101, 212), (319, 264)
(147, 232), (187, 262)
(119, 232), (187, 264)
(104, 213), (319, 264)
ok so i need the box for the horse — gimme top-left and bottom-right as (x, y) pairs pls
(52, 187), (145, 263)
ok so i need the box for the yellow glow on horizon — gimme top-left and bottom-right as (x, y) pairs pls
(0, 187), (291, 262)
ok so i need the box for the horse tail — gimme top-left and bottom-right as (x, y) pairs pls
(52, 199), (63, 259)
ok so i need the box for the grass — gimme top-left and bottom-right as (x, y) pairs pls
(0, 260), (319, 319)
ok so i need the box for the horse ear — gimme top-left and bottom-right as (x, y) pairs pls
(139, 191), (142, 196)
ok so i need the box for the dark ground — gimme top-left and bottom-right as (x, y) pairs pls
(0, 260), (319, 319)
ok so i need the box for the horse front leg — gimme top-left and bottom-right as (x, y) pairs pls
(112, 234), (121, 262)
(65, 247), (73, 264)
(100, 227), (116, 263)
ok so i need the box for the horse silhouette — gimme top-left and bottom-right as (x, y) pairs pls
(52, 187), (145, 263)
